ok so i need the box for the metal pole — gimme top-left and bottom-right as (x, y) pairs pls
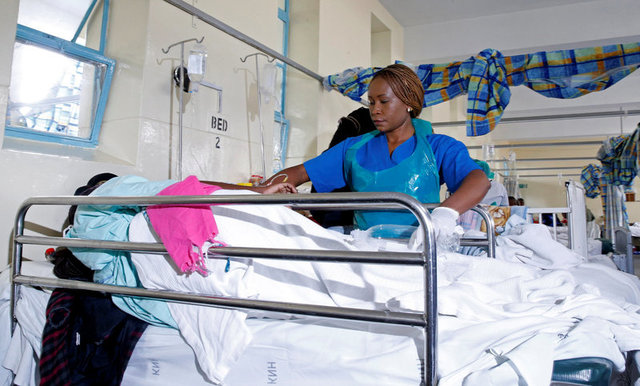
(493, 166), (584, 172)
(255, 56), (267, 180)
(178, 43), (184, 181)
(467, 140), (603, 150)
(488, 156), (595, 162)
(163, 0), (324, 83)
(514, 174), (581, 178)
(432, 109), (640, 127)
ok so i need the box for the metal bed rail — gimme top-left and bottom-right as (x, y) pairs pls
(299, 202), (496, 258)
(614, 226), (634, 274)
(462, 206), (495, 257)
(12, 191), (449, 385)
(526, 207), (570, 242)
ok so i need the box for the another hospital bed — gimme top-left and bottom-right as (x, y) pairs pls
(5, 189), (640, 385)
(526, 181), (589, 256)
(527, 180), (635, 274)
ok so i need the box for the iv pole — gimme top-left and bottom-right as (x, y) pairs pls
(162, 36), (204, 181)
(241, 52), (276, 182)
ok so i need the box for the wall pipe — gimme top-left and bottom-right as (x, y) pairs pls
(467, 140), (603, 150)
(493, 166), (585, 172)
(515, 174), (581, 178)
(488, 156), (596, 162)
(163, 0), (324, 83)
(432, 109), (640, 128)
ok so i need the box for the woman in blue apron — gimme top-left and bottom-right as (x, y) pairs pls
(257, 64), (490, 239)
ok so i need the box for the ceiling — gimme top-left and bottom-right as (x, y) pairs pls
(377, 0), (601, 26)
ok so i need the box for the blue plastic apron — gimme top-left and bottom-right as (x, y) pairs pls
(344, 124), (440, 229)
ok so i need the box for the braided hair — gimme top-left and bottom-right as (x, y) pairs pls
(371, 64), (424, 118)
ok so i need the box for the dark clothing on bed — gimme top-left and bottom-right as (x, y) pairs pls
(39, 289), (148, 386)
(49, 247), (94, 281)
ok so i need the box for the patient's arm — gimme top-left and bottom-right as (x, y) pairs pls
(202, 181), (297, 194)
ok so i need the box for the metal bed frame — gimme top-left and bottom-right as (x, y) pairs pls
(10, 192), (495, 385)
(526, 181), (588, 257)
(614, 226), (634, 274)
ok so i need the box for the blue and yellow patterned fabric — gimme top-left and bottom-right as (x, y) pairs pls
(580, 164), (602, 199)
(581, 125), (639, 234)
(612, 127), (639, 186)
(596, 126), (640, 186)
(324, 43), (640, 136)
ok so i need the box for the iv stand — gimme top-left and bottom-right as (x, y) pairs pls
(241, 52), (276, 182)
(162, 36), (204, 181)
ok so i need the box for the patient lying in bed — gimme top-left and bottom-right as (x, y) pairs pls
(126, 187), (640, 385)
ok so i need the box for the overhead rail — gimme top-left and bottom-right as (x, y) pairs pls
(514, 174), (581, 178)
(467, 140), (604, 150)
(163, 0), (324, 83)
(493, 166), (585, 172)
(431, 109), (640, 128)
(488, 156), (596, 162)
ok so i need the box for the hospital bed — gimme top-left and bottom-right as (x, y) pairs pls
(526, 181), (589, 257)
(526, 180), (635, 274)
(5, 189), (640, 385)
(7, 192), (445, 385)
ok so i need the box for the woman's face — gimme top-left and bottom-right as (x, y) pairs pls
(368, 77), (412, 134)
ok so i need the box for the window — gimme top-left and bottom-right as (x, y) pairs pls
(5, 1), (115, 148)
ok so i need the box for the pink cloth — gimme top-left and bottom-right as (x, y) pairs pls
(146, 175), (224, 275)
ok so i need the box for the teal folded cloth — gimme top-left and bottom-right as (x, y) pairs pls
(66, 175), (178, 328)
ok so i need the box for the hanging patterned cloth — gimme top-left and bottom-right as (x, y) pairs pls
(324, 43), (640, 136)
(581, 125), (639, 235)
(580, 164), (602, 199)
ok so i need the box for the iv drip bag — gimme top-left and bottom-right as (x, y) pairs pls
(187, 43), (207, 84)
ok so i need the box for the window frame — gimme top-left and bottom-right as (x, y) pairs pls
(5, 24), (115, 148)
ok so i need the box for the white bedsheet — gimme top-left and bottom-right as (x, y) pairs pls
(122, 320), (420, 386)
(127, 189), (640, 386)
(0, 262), (53, 386)
(389, 252), (640, 385)
(0, 262), (420, 386)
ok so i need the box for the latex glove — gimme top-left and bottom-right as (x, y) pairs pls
(409, 207), (463, 251)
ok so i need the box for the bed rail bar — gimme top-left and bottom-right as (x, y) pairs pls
(614, 227), (634, 274)
(13, 275), (426, 326)
(462, 205), (495, 257)
(526, 207), (570, 241)
(12, 191), (444, 385)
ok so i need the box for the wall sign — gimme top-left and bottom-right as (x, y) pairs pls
(211, 115), (228, 132)
(211, 115), (228, 149)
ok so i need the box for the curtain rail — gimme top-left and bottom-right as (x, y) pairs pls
(432, 109), (640, 127)
(162, 0), (324, 83)
(467, 140), (604, 150)
(488, 156), (595, 162)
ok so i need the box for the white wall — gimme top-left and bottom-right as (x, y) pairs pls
(0, 0), (403, 266)
(285, 0), (404, 184)
(315, 0), (403, 153)
(401, 0), (640, 221)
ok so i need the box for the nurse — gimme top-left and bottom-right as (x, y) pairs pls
(261, 64), (490, 239)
